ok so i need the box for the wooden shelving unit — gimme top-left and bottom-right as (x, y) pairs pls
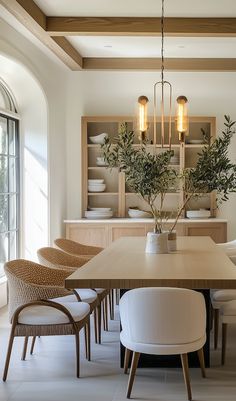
(82, 116), (216, 219)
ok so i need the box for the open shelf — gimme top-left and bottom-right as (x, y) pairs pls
(82, 116), (216, 218)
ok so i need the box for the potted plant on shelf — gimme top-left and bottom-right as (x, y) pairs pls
(102, 123), (178, 254)
(169, 115), (236, 233)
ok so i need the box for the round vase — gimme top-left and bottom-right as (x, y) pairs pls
(145, 231), (169, 254)
(168, 231), (177, 252)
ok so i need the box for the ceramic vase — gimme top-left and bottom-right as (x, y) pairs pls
(145, 231), (169, 254)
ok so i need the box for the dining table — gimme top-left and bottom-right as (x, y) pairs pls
(65, 236), (236, 367)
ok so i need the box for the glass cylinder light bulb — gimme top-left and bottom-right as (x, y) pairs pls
(176, 96), (188, 136)
(138, 95), (149, 133)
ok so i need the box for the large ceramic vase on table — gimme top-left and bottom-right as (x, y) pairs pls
(145, 231), (169, 254)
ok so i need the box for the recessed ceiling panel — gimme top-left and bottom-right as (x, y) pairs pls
(34, 0), (236, 17)
(68, 36), (236, 58)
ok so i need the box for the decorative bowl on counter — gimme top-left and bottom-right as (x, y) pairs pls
(186, 209), (211, 219)
(128, 207), (152, 218)
(89, 133), (108, 144)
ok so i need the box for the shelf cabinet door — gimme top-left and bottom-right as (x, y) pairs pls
(110, 225), (146, 242)
(66, 224), (108, 248)
(185, 223), (227, 243)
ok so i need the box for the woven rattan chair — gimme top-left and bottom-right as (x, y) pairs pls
(3, 259), (91, 381)
(37, 247), (109, 343)
(54, 238), (115, 321)
(54, 238), (103, 257)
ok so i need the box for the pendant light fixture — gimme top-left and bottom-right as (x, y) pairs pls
(137, 0), (188, 146)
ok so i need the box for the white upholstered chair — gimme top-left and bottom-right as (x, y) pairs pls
(211, 246), (236, 349)
(220, 300), (236, 365)
(119, 287), (206, 400)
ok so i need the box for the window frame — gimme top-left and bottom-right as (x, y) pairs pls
(0, 112), (20, 277)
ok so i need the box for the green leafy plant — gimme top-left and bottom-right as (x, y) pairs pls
(102, 123), (177, 233)
(171, 115), (236, 232)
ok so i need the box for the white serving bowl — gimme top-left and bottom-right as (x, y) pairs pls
(88, 184), (106, 192)
(89, 133), (108, 144)
(186, 210), (211, 219)
(88, 179), (104, 184)
(96, 157), (109, 166)
(89, 207), (111, 212)
(128, 208), (152, 218)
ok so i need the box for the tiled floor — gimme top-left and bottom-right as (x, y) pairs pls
(0, 305), (236, 401)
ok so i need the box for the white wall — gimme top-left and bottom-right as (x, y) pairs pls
(0, 18), (68, 248)
(66, 71), (236, 240)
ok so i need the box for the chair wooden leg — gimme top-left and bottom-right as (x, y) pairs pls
(86, 321), (91, 361)
(75, 331), (80, 378)
(102, 297), (108, 331)
(197, 347), (206, 378)
(214, 308), (219, 349)
(124, 348), (132, 374)
(126, 352), (140, 399)
(94, 308), (98, 343)
(116, 289), (120, 305)
(97, 304), (102, 344)
(30, 336), (36, 355)
(3, 328), (15, 381)
(109, 289), (114, 320)
(180, 354), (192, 401)
(84, 326), (88, 360)
(21, 336), (28, 360)
(221, 323), (228, 365)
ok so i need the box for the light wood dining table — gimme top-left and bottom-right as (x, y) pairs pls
(65, 236), (236, 368)
(65, 236), (236, 290)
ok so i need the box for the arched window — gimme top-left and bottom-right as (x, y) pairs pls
(0, 80), (19, 277)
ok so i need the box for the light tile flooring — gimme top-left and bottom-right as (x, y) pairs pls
(0, 305), (236, 401)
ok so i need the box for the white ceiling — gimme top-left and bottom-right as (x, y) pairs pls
(35, 0), (236, 17)
(68, 36), (236, 58)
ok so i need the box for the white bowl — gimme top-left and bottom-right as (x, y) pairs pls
(89, 133), (108, 144)
(88, 179), (104, 184)
(89, 207), (111, 212)
(128, 208), (152, 218)
(88, 184), (106, 192)
(186, 210), (211, 219)
(96, 157), (109, 166)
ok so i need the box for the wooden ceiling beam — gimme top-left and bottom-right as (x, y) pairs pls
(46, 17), (236, 37)
(0, 0), (83, 70)
(83, 58), (236, 71)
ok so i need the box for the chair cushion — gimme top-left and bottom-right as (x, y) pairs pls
(212, 290), (236, 302)
(221, 300), (236, 324)
(120, 331), (206, 355)
(50, 294), (78, 303)
(74, 289), (97, 303)
(18, 302), (90, 325)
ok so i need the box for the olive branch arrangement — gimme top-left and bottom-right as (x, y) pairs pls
(102, 115), (236, 234)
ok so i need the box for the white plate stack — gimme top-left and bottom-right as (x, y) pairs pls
(85, 207), (113, 219)
(88, 179), (106, 192)
(186, 209), (211, 219)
